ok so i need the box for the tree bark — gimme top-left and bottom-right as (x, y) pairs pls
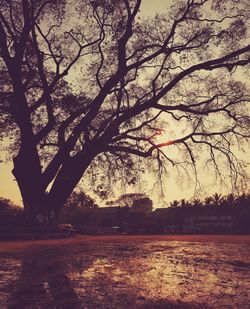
(12, 150), (46, 222)
(10, 89), (47, 223)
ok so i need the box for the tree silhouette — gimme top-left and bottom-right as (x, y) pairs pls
(180, 199), (191, 208)
(210, 193), (223, 207)
(170, 200), (180, 208)
(191, 198), (203, 208)
(204, 196), (213, 208)
(220, 193), (236, 208)
(0, 197), (23, 228)
(107, 193), (147, 207)
(0, 0), (249, 222)
(65, 189), (99, 209)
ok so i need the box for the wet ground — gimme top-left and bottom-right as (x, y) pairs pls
(0, 235), (249, 308)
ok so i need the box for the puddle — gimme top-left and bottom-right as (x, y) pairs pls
(0, 240), (249, 308)
(0, 258), (22, 307)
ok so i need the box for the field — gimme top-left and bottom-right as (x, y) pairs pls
(0, 235), (250, 308)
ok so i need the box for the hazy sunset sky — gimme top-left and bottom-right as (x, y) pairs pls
(0, 0), (249, 207)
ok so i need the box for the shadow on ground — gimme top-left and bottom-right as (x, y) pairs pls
(5, 247), (207, 309)
(1, 239), (249, 308)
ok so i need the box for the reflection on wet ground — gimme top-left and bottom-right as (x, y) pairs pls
(0, 240), (249, 308)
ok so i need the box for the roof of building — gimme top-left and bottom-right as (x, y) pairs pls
(95, 206), (121, 214)
(153, 208), (171, 215)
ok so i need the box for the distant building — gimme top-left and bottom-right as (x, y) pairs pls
(152, 207), (240, 234)
(184, 215), (237, 233)
(95, 206), (120, 216)
(94, 206), (121, 226)
(152, 208), (171, 217)
(131, 198), (153, 215)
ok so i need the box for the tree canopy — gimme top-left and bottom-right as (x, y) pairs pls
(0, 0), (249, 220)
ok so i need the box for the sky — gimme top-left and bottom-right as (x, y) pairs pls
(0, 0), (249, 208)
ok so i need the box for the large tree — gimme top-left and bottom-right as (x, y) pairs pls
(0, 0), (249, 221)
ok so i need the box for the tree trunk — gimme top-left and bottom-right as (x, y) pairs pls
(48, 153), (94, 214)
(10, 81), (48, 223)
(13, 147), (97, 224)
(12, 148), (46, 223)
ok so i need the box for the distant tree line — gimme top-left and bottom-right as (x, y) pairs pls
(0, 192), (249, 232)
(58, 190), (99, 225)
(0, 198), (23, 230)
(58, 192), (153, 226)
(159, 193), (250, 233)
(169, 192), (249, 209)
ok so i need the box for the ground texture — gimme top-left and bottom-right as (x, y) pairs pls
(0, 235), (249, 308)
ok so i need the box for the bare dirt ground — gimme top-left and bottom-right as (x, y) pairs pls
(0, 235), (249, 308)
